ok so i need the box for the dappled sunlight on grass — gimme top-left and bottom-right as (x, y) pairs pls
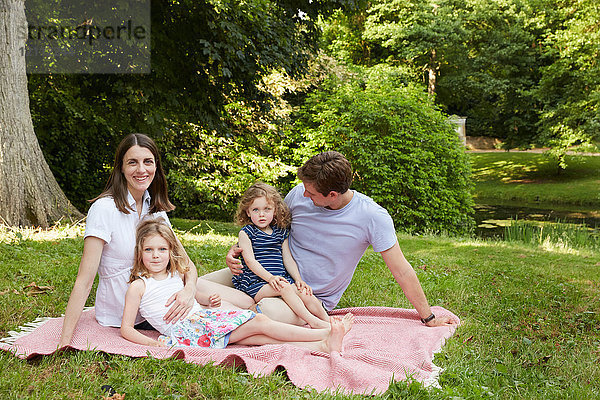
(177, 230), (236, 247)
(0, 222), (84, 244)
(470, 153), (600, 206)
(171, 218), (239, 236)
(470, 153), (600, 183)
(470, 153), (552, 182)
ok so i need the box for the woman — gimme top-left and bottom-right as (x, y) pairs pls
(59, 133), (252, 348)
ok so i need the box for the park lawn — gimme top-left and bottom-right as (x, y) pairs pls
(0, 219), (599, 399)
(469, 153), (600, 207)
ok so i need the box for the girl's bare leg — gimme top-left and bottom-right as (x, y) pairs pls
(234, 334), (326, 352)
(229, 314), (353, 354)
(255, 284), (329, 329)
(196, 278), (255, 309)
(298, 291), (330, 323)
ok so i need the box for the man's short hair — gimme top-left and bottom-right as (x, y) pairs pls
(297, 151), (353, 196)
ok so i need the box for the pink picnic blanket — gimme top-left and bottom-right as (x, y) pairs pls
(1, 306), (458, 395)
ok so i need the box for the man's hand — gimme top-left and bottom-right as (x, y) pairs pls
(425, 315), (456, 327)
(163, 286), (195, 323)
(226, 244), (244, 275)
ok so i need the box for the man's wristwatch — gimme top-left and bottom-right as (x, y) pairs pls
(420, 313), (435, 324)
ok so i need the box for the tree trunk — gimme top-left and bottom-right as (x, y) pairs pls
(427, 49), (437, 96)
(0, 0), (82, 227)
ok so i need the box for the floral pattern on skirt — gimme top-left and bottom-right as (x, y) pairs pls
(158, 309), (256, 348)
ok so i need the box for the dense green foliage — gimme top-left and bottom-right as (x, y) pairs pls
(29, 0), (348, 212)
(1, 220), (599, 398)
(535, 0), (600, 168)
(321, 0), (600, 164)
(160, 121), (296, 220)
(28, 0), (599, 224)
(294, 67), (474, 234)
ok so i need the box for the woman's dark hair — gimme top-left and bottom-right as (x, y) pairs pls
(91, 133), (174, 214)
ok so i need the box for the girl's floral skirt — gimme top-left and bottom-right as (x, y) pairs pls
(159, 309), (256, 348)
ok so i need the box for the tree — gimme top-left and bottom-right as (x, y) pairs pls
(361, 0), (468, 95)
(28, 0), (355, 212)
(535, 0), (600, 169)
(293, 66), (474, 235)
(0, 0), (81, 227)
(438, 0), (548, 146)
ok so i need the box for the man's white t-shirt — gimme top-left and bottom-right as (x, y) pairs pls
(284, 184), (397, 310)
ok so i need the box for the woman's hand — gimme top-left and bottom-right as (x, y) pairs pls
(163, 286), (195, 323)
(226, 244), (244, 275)
(295, 280), (313, 296)
(58, 337), (71, 349)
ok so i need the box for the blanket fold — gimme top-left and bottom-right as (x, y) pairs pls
(0, 306), (459, 395)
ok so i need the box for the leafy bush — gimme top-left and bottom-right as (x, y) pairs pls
(29, 75), (128, 212)
(293, 65), (475, 235)
(159, 122), (296, 221)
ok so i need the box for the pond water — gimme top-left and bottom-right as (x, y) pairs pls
(474, 203), (600, 238)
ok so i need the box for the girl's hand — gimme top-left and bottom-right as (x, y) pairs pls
(295, 280), (313, 296)
(268, 275), (287, 291)
(208, 293), (222, 308)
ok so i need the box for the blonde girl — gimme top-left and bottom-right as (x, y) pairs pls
(121, 218), (354, 352)
(232, 182), (332, 329)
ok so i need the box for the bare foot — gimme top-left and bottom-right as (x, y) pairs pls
(324, 316), (350, 354)
(340, 313), (354, 334)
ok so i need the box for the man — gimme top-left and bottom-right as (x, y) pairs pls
(200, 151), (453, 327)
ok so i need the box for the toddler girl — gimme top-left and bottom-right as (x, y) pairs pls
(121, 218), (353, 352)
(232, 182), (331, 329)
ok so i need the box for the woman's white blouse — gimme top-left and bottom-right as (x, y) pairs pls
(84, 191), (170, 327)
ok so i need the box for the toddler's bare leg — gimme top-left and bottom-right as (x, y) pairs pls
(256, 284), (329, 329)
(299, 291), (330, 323)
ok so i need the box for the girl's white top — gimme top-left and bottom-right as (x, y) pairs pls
(84, 190), (170, 327)
(138, 274), (202, 335)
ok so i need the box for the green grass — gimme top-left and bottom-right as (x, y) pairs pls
(469, 153), (600, 207)
(504, 219), (600, 251)
(1, 219), (599, 399)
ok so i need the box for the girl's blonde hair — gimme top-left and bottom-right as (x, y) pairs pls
(235, 182), (291, 229)
(129, 218), (188, 282)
